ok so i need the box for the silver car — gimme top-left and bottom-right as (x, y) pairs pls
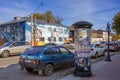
(91, 44), (105, 58)
(0, 41), (31, 58)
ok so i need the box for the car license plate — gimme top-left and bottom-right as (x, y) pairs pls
(25, 60), (31, 63)
(80, 63), (84, 67)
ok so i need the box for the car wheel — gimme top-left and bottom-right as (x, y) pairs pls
(43, 64), (54, 76)
(95, 52), (98, 59)
(25, 68), (33, 73)
(103, 50), (106, 56)
(1, 50), (10, 58)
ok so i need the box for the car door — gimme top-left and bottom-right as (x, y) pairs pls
(96, 44), (104, 56)
(59, 47), (74, 65)
(44, 47), (63, 68)
(8, 42), (21, 55)
(18, 42), (29, 53)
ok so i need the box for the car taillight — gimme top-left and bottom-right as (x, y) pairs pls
(91, 48), (94, 51)
(19, 58), (24, 62)
(32, 60), (40, 64)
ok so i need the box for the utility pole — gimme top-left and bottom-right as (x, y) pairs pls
(34, 16), (37, 46)
(30, 14), (34, 46)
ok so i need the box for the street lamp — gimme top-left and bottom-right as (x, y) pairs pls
(104, 22), (111, 61)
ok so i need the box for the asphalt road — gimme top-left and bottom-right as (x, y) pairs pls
(0, 52), (118, 80)
(0, 56), (19, 67)
(0, 55), (73, 80)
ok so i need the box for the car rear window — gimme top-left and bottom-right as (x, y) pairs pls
(25, 46), (45, 54)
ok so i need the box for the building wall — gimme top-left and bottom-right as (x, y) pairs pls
(26, 22), (69, 45)
(91, 38), (103, 44)
(0, 21), (25, 42)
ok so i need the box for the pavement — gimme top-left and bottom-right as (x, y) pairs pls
(60, 54), (120, 80)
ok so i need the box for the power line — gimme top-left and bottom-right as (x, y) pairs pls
(63, 6), (120, 21)
(16, 0), (27, 14)
(33, 2), (44, 13)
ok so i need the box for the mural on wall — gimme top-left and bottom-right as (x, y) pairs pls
(0, 22), (25, 42)
(34, 27), (42, 41)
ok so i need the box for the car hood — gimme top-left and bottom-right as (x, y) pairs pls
(0, 46), (5, 49)
(0, 46), (8, 50)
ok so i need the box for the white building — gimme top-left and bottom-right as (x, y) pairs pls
(0, 18), (69, 45)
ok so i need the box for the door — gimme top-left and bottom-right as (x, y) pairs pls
(8, 42), (21, 55)
(59, 47), (74, 65)
(44, 47), (63, 68)
(96, 44), (104, 56)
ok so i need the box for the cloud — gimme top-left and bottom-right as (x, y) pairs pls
(0, 0), (119, 30)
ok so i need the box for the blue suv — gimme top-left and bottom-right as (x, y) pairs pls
(19, 46), (75, 76)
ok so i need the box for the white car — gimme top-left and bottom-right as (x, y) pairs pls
(91, 44), (105, 58)
(0, 41), (31, 58)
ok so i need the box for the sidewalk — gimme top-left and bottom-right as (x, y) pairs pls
(60, 54), (120, 80)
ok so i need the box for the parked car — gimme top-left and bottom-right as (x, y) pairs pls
(0, 41), (31, 58)
(116, 41), (120, 50)
(105, 42), (119, 52)
(91, 44), (105, 58)
(19, 46), (75, 76)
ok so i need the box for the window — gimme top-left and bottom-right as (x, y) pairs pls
(61, 29), (63, 33)
(13, 42), (24, 46)
(53, 37), (56, 41)
(27, 46), (44, 54)
(60, 47), (69, 54)
(25, 42), (29, 45)
(59, 37), (62, 42)
(40, 37), (45, 41)
(48, 27), (51, 31)
(64, 29), (69, 34)
(44, 48), (52, 55)
(53, 28), (56, 32)
(64, 37), (66, 41)
(48, 37), (51, 41)
(51, 47), (60, 54)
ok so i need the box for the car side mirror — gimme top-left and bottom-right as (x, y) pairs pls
(10, 45), (14, 47)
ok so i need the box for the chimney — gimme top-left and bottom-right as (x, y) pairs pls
(13, 17), (22, 20)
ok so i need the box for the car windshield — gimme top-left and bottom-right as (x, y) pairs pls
(3, 42), (13, 46)
(25, 46), (45, 54)
(91, 44), (95, 47)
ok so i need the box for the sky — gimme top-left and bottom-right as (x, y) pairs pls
(0, 0), (120, 30)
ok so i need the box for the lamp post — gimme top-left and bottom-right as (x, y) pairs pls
(104, 22), (111, 61)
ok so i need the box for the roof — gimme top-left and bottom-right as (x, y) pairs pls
(72, 21), (93, 29)
(0, 19), (27, 26)
(0, 17), (68, 28)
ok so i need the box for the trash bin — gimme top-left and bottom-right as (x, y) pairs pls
(73, 21), (93, 77)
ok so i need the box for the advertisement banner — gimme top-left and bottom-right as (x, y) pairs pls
(74, 28), (91, 57)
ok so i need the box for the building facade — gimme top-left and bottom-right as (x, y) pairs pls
(0, 18), (69, 45)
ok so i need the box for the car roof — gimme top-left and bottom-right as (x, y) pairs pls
(33, 45), (64, 48)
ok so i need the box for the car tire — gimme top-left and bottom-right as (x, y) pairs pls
(1, 50), (10, 58)
(43, 64), (54, 76)
(95, 52), (98, 59)
(25, 68), (34, 73)
(103, 50), (106, 56)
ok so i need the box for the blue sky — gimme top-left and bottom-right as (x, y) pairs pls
(0, 0), (120, 30)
